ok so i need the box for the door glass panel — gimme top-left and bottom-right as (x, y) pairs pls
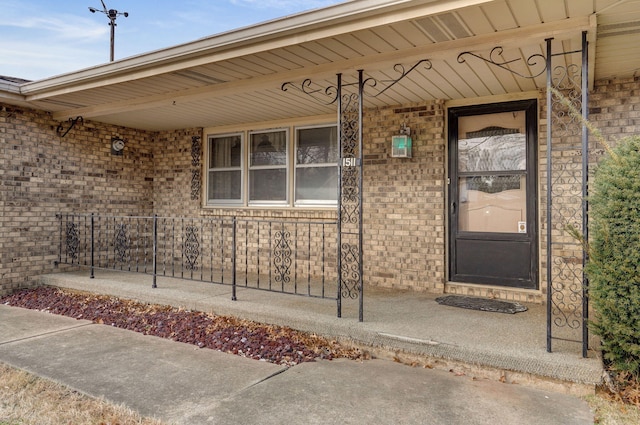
(457, 111), (527, 233)
(458, 175), (526, 233)
(458, 112), (526, 172)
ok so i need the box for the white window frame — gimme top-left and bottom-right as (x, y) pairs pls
(294, 124), (339, 206)
(203, 122), (338, 209)
(248, 128), (289, 206)
(206, 132), (244, 207)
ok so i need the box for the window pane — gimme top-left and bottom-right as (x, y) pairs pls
(458, 112), (526, 172)
(250, 131), (286, 166)
(458, 174), (526, 233)
(249, 169), (287, 202)
(297, 127), (338, 165)
(209, 135), (241, 168)
(208, 170), (241, 200)
(296, 167), (338, 201)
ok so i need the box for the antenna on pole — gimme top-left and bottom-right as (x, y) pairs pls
(88, 0), (128, 62)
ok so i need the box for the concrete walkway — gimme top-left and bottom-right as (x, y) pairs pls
(0, 304), (594, 424)
(36, 271), (603, 395)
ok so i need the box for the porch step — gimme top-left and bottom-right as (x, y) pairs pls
(445, 282), (545, 304)
(36, 271), (602, 396)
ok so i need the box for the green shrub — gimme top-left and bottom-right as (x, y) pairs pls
(587, 135), (640, 375)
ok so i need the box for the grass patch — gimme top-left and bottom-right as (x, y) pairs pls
(586, 394), (640, 425)
(0, 363), (164, 425)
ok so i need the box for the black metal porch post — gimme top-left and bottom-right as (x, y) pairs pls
(152, 214), (158, 288)
(546, 37), (553, 353)
(581, 31), (590, 358)
(545, 33), (590, 356)
(90, 213), (95, 279)
(336, 73), (343, 319)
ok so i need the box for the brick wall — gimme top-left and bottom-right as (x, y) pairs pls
(0, 103), (156, 295)
(3, 76), (639, 297)
(589, 76), (640, 147)
(362, 101), (446, 291)
(152, 129), (203, 217)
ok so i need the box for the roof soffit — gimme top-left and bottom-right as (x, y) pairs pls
(49, 15), (593, 123)
(22, 0), (493, 99)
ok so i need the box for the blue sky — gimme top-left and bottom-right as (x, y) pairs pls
(0, 0), (344, 81)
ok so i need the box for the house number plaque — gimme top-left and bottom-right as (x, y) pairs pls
(342, 157), (360, 167)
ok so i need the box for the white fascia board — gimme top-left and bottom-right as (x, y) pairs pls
(0, 81), (27, 104)
(21, 0), (492, 98)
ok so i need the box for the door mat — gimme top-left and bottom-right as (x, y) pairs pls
(435, 295), (528, 314)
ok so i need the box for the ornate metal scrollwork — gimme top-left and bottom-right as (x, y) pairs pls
(273, 229), (292, 285)
(65, 222), (79, 260)
(550, 64), (583, 138)
(114, 223), (129, 263)
(550, 256), (583, 330)
(365, 59), (432, 98)
(339, 91), (361, 226)
(457, 46), (546, 79)
(340, 242), (360, 299)
(281, 78), (340, 105)
(56, 116), (84, 138)
(191, 136), (201, 166)
(191, 135), (201, 201)
(191, 169), (201, 201)
(281, 59), (431, 104)
(184, 225), (200, 271)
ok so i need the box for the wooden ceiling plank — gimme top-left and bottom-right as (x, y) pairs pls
(535, 0), (568, 23)
(507, 0), (542, 27)
(481, 1), (518, 31)
(314, 38), (361, 59)
(332, 33), (381, 56)
(279, 45), (328, 66)
(364, 70), (425, 104)
(447, 59), (491, 97)
(223, 58), (275, 76)
(566, 0), (594, 17)
(302, 41), (349, 62)
(373, 25), (420, 50)
(456, 6), (496, 35)
(392, 21), (436, 46)
(249, 52), (297, 72)
(194, 63), (246, 82)
(354, 29), (398, 52)
(432, 61), (478, 98)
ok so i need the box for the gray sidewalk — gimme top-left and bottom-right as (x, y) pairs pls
(0, 304), (594, 424)
(37, 271), (603, 395)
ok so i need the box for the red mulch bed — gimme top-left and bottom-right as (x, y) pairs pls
(1, 286), (365, 366)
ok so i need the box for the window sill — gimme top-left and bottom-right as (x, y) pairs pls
(200, 205), (338, 221)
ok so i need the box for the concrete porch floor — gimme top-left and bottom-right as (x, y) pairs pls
(37, 270), (602, 395)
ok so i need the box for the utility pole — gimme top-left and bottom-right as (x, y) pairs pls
(88, 0), (128, 62)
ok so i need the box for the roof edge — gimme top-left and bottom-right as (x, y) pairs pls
(20, 0), (491, 96)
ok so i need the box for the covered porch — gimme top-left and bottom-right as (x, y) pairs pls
(5, 0), (640, 387)
(37, 269), (602, 395)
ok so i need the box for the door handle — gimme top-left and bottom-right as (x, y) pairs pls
(451, 202), (456, 214)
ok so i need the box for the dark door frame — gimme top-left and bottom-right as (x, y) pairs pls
(448, 99), (538, 289)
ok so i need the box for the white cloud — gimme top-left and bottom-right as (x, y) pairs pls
(0, 0), (348, 80)
(229, 0), (344, 10)
(0, 41), (105, 80)
(3, 16), (106, 40)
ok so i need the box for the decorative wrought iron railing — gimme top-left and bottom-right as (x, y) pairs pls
(56, 214), (339, 309)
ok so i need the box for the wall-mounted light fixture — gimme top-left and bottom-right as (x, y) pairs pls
(391, 122), (412, 158)
(111, 136), (125, 155)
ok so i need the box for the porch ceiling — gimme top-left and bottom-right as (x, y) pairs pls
(4, 0), (640, 132)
